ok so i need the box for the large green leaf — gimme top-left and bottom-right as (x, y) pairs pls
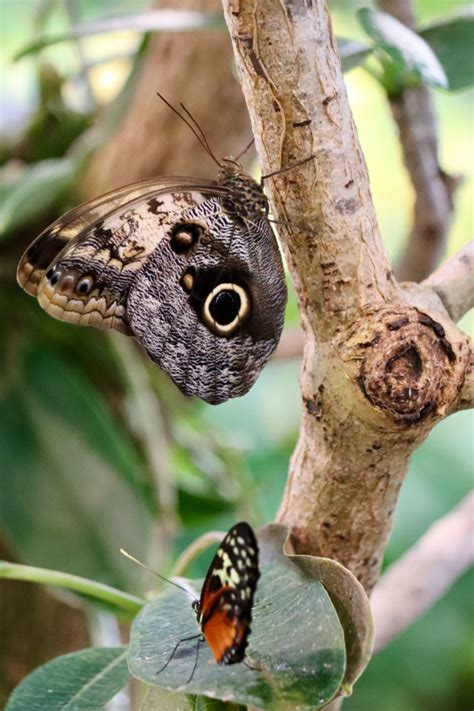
(142, 687), (245, 710)
(129, 542), (346, 708)
(420, 11), (474, 91)
(359, 8), (448, 90)
(258, 525), (373, 695)
(0, 346), (152, 589)
(5, 647), (129, 711)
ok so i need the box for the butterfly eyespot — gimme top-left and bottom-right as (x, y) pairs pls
(202, 283), (250, 336)
(180, 267), (196, 293)
(170, 221), (205, 254)
(76, 276), (94, 295)
(47, 268), (61, 286)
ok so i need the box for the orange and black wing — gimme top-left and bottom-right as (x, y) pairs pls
(197, 522), (259, 665)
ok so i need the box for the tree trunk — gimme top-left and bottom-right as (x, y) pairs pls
(221, 0), (472, 592)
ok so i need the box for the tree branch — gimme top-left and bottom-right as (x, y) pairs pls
(371, 492), (474, 652)
(378, 0), (461, 283)
(422, 241), (474, 323)
(222, 0), (471, 594)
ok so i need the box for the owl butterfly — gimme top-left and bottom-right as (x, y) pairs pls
(17, 101), (287, 404)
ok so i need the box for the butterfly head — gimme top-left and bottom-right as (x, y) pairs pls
(218, 158), (268, 220)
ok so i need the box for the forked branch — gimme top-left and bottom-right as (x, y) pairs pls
(222, 0), (471, 597)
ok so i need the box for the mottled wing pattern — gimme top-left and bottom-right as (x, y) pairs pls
(16, 168), (288, 404)
(17, 179), (220, 335)
(197, 522), (259, 664)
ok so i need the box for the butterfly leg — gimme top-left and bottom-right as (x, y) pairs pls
(156, 633), (202, 676)
(242, 659), (261, 672)
(186, 635), (205, 684)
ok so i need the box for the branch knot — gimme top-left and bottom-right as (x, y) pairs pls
(351, 308), (465, 426)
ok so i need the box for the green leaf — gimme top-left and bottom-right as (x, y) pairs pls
(5, 647), (129, 711)
(0, 158), (77, 239)
(15, 10), (224, 60)
(0, 561), (144, 619)
(258, 524), (373, 694)
(129, 562), (345, 708)
(0, 347), (152, 589)
(142, 686), (245, 710)
(359, 7), (448, 90)
(419, 11), (474, 91)
(337, 38), (371, 73)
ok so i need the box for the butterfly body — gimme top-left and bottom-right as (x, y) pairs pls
(192, 521), (259, 665)
(17, 163), (287, 404)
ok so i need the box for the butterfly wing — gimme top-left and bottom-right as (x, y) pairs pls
(197, 522), (259, 664)
(17, 178), (221, 334)
(17, 177), (287, 403)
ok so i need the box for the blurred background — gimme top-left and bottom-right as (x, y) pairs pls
(0, 1), (472, 709)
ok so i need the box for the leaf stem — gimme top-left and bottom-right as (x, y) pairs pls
(0, 561), (145, 616)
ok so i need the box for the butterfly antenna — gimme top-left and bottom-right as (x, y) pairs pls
(120, 548), (195, 600)
(179, 101), (221, 168)
(156, 92), (221, 168)
(235, 137), (255, 162)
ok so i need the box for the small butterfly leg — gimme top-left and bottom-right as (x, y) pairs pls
(186, 635), (204, 684)
(155, 633), (202, 676)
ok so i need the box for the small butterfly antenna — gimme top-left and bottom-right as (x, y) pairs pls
(235, 137), (255, 163)
(120, 548), (195, 600)
(156, 92), (221, 169)
(178, 102), (221, 168)
(260, 154), (315, 182)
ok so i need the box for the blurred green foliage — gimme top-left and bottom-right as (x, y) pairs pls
(0, 1), (472, 710)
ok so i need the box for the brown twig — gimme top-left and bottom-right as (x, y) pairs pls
(371, 492), (474, 652)
(422, 241), (474, 323)
(378, 0), (461, 283)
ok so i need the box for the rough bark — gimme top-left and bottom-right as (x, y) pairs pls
(82, 0), (250, 198)
(221, 0), (472, 592)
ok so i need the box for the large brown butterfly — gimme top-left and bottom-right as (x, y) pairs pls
(17, 150), (287, 404)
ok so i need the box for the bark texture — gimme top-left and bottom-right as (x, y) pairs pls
(221, 0), (472, 592)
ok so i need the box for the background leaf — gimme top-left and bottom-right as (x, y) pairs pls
(359, 7), (448, 90)
(14, 10), (224, 60)
(0, 346), (153, 589)
(5, 647), (129, 711)
(419, 11), (474, 91)
(337, 38), (371, 73)
(0, 158), (77, 238)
